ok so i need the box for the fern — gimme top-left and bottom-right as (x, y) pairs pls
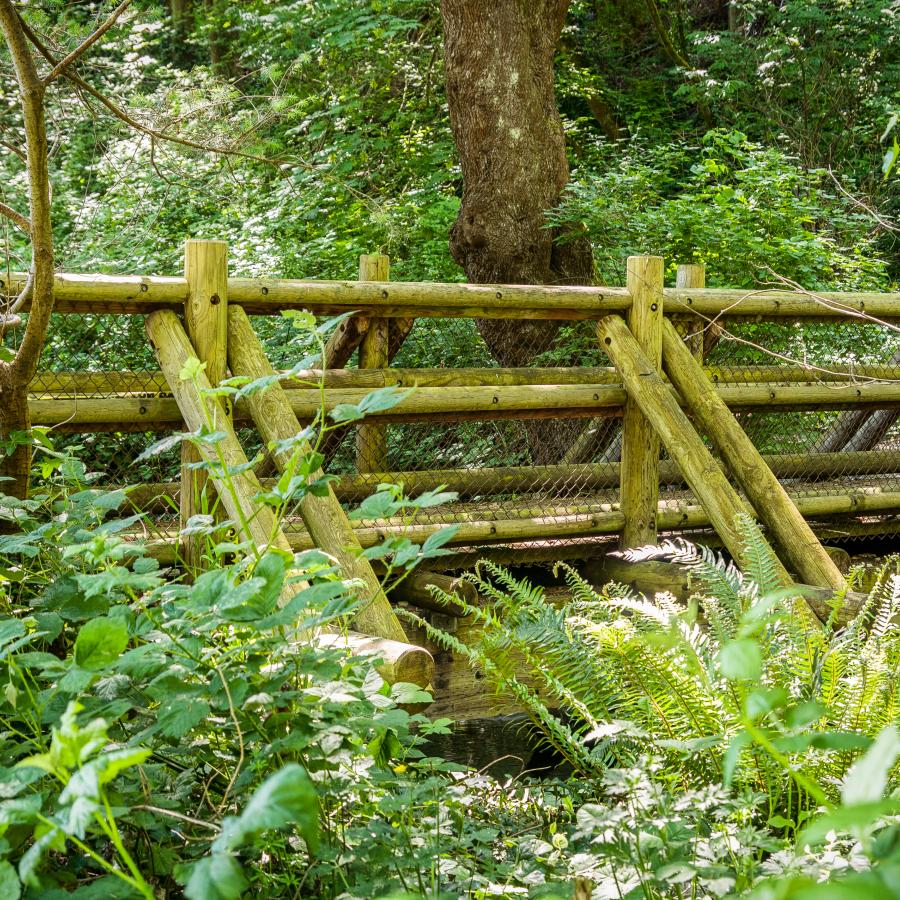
(416, 536), (900, 813)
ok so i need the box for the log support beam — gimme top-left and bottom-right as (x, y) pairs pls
(619, 256), (664, 548)
(227, 304), (412, 644)
(146, 307), (432, 684)
(661, 317), (846, 592)
(596, 314), (812, 615)
(180, 240), (228, 571)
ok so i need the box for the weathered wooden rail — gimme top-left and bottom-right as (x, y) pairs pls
(12, 242), (900, 660)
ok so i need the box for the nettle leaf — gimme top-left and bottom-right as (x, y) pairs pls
(36, 576), (107, 622)
(390, 682), (433, 705)
(157, 696), (211, 738)
(233, 373), (285, 399)
(74, 618), (129, 671)
(0, 860), (19, 900)
(178, 853), (248, 900)
(136, 431), (190, 462)
(329, 386), (412, 423)
(421, 525), (459, 558)
(407, 488), (457, 509)
(18, 823), (66, 887)
(282, 308), (317, 331)
(94, 747), (152, 786)
(19, 702), (109, 776)
(253, 581), (350, 630)
(252, 552), (286, 613)
(0, 619), (25, 650)
(180, 356), (207, 381)
(350, 489), (401, 521)
(214, 763), (319, 853)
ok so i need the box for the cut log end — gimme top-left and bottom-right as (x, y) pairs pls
(328, 631), (435, 688)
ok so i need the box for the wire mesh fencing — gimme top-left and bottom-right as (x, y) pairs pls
(14, 285), (900, 556)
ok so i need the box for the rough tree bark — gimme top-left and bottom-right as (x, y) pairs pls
(0, 2), (132, 498)
(439, 0), (594, 369)
(0, 1), (54, 500)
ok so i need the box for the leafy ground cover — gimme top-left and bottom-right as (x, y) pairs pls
(3, 347), (900, 898)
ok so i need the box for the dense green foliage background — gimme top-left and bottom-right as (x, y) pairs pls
(3, 3), (900, 898)
(3, 0), (897, 289)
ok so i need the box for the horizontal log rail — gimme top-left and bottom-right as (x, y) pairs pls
(140, 485), (900, 564)
(28, 380), (900, 429)
(665, 288), (900, 319)
(9, 269), (900, 319)
(29, 363), (900, 397)
(122, 450), (900, 509)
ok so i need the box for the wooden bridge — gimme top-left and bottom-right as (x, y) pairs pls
(16, 240), (900, 715)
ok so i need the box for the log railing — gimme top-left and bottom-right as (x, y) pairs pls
(15, 242), (900, 566)
(11, 271), (900, 318)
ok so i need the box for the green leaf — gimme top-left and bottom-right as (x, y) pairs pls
(37, 576), (107, 622)
(0, 861), (20, 900)
(883, 137), (899, 180)
(179, 854), (248, 900)
(74, 617), (129, 671)
(421, 525), (460, 558)
(179, 356), (206, 381)
(800, 799), (900, 845)
(157, 696), (211, 738)
(351, 489), (400, 521)
(842, 725), (900, 805)
(329, 386), (412, 423)
(214, 764), (318, 853)
(94, 747), (152, 786)
(135, 431), (189, 462)
(718, 639), (761, 681)
(251, 551), (286, 615)
(723, 731), (751, 787)
(390, 682), (433, 705)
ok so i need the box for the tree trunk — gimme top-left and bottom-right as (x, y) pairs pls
(0, 367), (30, 499)
(440, 0), (594, 369)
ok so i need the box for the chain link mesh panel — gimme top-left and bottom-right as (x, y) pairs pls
(15, 296), (900, 556)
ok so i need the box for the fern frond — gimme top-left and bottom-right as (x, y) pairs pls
(618, 539), (745, 612)
(396, 606), (597, 772)
(735, 512), (783, 594)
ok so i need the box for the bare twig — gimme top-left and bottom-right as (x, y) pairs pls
(0, 137), (25, 162)
(826, 167), (900, 234)
(132, 805), (220, 832)
(214, 665), (245, 815)
(43, 0), (134, 84)
(15, 10), (377, 208)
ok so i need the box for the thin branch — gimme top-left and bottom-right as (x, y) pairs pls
(0, 0), (54, 383)
(0, 137), (25, 162)
(826, 167), (900, 234)
(20, 12), (286, 169)
(132, 805), (220, 832)
(0, 201), (30, 234)
(44, 0), (134, 84)
(16, 11), (377, 207)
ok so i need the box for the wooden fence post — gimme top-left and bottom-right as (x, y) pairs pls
(619, 255), (664, 549)
(181, 239), (228, 570)
(674, 263), (705, 360)
(356, 254), (390, 473)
